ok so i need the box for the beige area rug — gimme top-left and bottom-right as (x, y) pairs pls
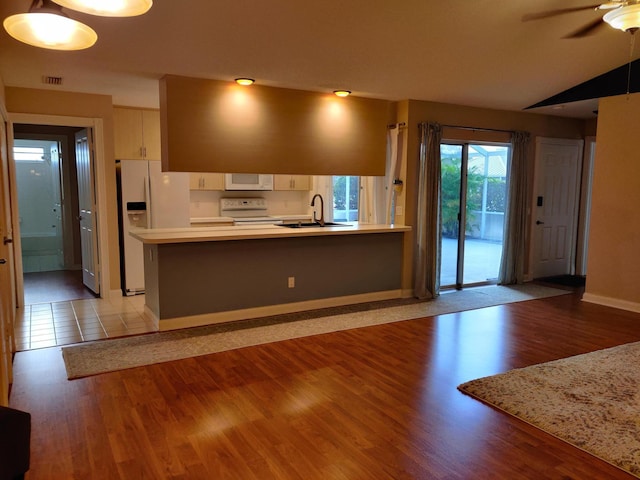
(62, 283), (569, 380)
(459, 342), (640, 478)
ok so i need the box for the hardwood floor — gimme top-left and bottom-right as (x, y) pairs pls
(23, 270), (97, 305)
(9, 291), (640, 479)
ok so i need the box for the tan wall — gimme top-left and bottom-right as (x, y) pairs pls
(584, 93), (640, 307)
(160, 75), (393, 175)
(396, 99), (588, 292)
(5, 87), (120, 294)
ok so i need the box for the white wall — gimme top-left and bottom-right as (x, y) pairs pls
(190, 189), (312, 219)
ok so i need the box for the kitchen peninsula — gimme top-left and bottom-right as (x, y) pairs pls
(131, 223), (411, 331)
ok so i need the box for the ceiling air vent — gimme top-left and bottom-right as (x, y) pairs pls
(42, 76), (63, 86)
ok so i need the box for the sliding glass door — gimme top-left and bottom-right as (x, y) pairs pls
(440, 143), (508, 289)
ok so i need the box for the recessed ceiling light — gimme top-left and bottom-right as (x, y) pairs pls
(51, 0), (153, 17)
(333, 90), (351, 97)
(235, 78), (255, 86)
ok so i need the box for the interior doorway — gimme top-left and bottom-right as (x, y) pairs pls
(440, 142), (509, 289)
(12, 125), (96, 304)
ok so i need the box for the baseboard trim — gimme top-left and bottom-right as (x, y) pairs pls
(581, 292), (640, 314)
(157, 290), (403, 331)
(400, 288), (414, 299)
(107, 289), (123, 300)
(144, 305), (160, 331)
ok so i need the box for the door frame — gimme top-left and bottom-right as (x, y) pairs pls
(7, 113), (111, 307)
(575, 136), (596, 277)
(528, 137), (584, 280)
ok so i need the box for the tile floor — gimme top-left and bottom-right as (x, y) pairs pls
(15, 295), (156, 351)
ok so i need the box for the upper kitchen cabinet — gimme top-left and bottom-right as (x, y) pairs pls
(160, 75), (393, 175)
(114, 108), (162, 160)
(189, 173), (224, 190)
(274, 175), (311, 191)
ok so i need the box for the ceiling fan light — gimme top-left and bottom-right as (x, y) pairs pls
(603, 4), (640, 32)
(51, 0), (152, 17)
(3, 11), (97, 50)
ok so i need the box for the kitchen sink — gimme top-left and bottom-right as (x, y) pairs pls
(278, 222), (350, 228)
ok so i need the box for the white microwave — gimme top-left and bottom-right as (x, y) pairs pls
(224, 173), (274, 191)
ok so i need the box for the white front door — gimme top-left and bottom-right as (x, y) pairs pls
(75, 129), (100, 294)
(531, 137), (583, 279)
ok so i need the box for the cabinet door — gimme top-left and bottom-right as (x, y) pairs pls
(142, 110), (162, 160)
(274, 174), (311, 190)
(202, 173), (224, 190)
(114, 108), (144, 159)
(189, 173), (224, 190)
(290, 175), (311, 190)
(189, 173), (203, 190)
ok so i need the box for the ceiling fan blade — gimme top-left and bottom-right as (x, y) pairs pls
(563, 17), (608, 38)
(522, 4), (603, 21)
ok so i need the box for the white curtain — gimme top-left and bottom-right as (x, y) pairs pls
(359, 126), (401, 224)
(498, 131), (531, 284)
(414, 122), (442, 299)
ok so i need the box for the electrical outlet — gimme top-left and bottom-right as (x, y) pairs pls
(396, 206), (403, 215)
(288, 276), (295, 288)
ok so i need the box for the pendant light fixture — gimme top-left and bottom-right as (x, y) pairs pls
(3, 0), (97, 50)
(51, 0), (153, 17)
(604, 4), (640, 33)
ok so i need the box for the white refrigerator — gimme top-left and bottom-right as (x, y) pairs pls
(120, 160), (190, 295)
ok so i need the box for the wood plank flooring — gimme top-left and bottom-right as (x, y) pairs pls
(9, 290), (640, 479)
(23, 270), (97, 305)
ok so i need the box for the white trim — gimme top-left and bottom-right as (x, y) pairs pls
(581, 292), (640, 314)
(400, 288), (414, 298)
(7, 113), (112, 302)
(156, 290), (402, 331)
(576, 136), (596, 276)
(110, 288), (124, 299)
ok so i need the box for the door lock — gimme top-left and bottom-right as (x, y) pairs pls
(0, 259), (6, 264)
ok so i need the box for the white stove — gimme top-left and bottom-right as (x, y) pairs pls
(220, 198), (283, 225)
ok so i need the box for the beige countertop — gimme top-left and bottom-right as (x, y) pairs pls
(130, 222), (411, 244)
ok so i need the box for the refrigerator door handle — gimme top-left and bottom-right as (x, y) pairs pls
(144, 175), (152, 229)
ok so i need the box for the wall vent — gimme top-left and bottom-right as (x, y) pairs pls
(42, 76), (63, 85)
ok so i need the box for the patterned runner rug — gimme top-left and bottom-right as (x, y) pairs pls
(459, 342), (640, 478)
(62, 283), (569, 380)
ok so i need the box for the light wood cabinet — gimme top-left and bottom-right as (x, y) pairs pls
(114, 108), (161, 160)
(274, 175), (311, 191)
(189, 173), (224, 190)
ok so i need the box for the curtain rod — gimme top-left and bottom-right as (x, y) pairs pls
(439, 123), (515, 135)
(387, 122), (406, 129)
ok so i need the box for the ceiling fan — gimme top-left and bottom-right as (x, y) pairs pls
(522, 1), (640, 38)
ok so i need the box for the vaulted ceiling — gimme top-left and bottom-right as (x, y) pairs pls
(0, 0), (637, 119)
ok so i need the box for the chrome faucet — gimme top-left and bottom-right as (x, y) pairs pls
(310, 194), (325, 226)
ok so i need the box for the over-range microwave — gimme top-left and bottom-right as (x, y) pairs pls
(224, 173), (274, 191)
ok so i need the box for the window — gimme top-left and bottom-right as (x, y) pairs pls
(332, 176), (359, 221)
(13, 146), (46, 162)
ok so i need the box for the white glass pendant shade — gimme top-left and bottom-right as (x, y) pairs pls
(603, 4), (640, 32)
(3, 11), (97, 50)
(51, 0), (152, 17)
